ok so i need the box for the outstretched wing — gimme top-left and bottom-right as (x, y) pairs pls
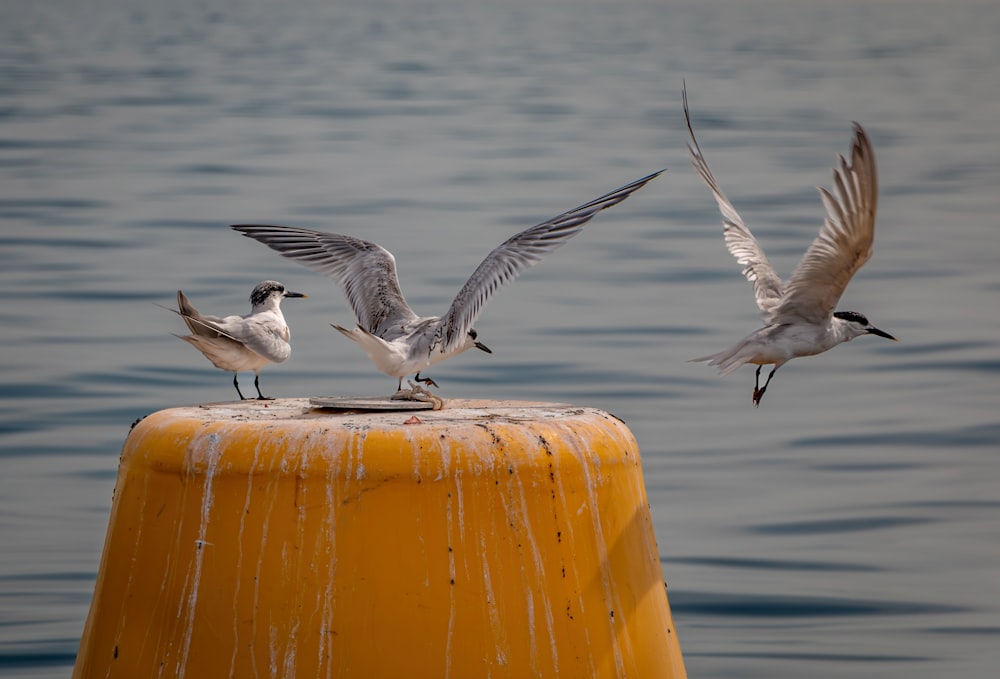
(230, 225), (419, 334)
(437, 169), (664, 353)
(684, 85), (785, 320)
(771, 123), (878, 325)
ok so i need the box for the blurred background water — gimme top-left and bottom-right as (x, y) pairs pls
(1, 0), (998, 676)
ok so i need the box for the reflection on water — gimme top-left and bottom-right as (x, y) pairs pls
(1, 0), (999, 677)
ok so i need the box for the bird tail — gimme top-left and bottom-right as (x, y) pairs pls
(331, 323), (357, 341)
(689, 345), (751, 376)
(332, 324), (386, 351)
(331, 324), (402, 377)
(175, 291), (235, 340)
(173, 334), (239, 372)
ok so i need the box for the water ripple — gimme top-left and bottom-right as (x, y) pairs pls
(683, 649), (935, 664)
(669, 590), (965, 619)
(750, 516), (931, 536)
(666, 556), (879, 573)
(792, 422), (1000, 448)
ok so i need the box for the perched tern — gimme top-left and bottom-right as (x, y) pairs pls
(683, 88), (897, 407)
(168, 280), (307, 400)
(232, 170), (662, 397)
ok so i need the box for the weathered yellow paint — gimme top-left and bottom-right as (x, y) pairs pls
(74, 398), (686, 679)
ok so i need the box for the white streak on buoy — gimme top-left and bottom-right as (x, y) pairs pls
(177, 433), (222, 678)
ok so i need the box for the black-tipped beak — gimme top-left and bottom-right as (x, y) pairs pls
(867, 326), (897, 341)
(475, 341), (492, 354)
(284, 291), (308, 299)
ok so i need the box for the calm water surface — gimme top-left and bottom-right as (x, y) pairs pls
(1, 1), (998, 677)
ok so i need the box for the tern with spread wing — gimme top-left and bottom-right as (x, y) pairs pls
(168, 280), (307, 400)
(684, 88), (896, 407)
(232, 170), (662, 399)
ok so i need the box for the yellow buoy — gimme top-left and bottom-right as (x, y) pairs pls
(74, 398), (686, 678)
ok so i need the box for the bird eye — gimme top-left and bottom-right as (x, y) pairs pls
(468, 329), (478, 340)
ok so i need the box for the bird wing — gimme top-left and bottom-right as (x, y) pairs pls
(172, 291), (240, 341)
(215, 313), (292, 363)
(230, 225), (420, 335)
(770, 123), (878, 325)
(683, 86), (785, 320)
(437, 169), (664, 354)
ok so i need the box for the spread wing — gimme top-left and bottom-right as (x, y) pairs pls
(230, 225), (419, 335)
(771, 123), (878, 325)
(438, 169), (664, 353)
(684, 85), (785, 320)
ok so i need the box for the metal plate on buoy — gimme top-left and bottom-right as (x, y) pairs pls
(309, 396), (437, 411)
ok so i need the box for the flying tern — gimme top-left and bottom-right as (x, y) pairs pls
(231, 170), (662, 398)
(168, 280), (306, 400)
(684, 88), (896, 406)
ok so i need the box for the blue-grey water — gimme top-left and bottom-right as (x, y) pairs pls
(2, 0), (998, 677)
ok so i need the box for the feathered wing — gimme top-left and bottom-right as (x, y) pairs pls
(683, 85), (785, 319)
(230, 225), (420, 334)
(437, 169), (664, 353)
(174, 291), (239, 341)
(771, 123), (877, 325)
(174, 290), (289, 362)
(219, 315), (292, 363)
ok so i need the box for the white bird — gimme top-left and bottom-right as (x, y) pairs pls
(683, 87), (897, 407)
(168, 280), (307, 400)
(231, 170), (662, 397)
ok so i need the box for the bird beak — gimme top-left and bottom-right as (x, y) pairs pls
(867, 326), (897, 341)
(284, 291), (308, 299)
(475, 341), (492, 354)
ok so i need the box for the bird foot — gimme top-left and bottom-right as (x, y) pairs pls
(752, 388), (765, 408)
(392, 381), (445, 410)
(414, 374), (439, 388)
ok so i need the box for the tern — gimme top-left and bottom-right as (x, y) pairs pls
(168, 280), (307, 400)
(232, 170), (662, 398)
(683, 88), (897, 406)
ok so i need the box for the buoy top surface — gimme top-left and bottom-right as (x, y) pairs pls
(138, 397), (608, 428)
(126, 398), (637, 479)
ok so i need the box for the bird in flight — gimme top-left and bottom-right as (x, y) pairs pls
(232, 169), (662, 400)
(168, 280), (306, 400)
(684, 87), (896, 406)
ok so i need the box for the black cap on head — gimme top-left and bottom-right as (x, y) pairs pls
(833, 310), (870, 326)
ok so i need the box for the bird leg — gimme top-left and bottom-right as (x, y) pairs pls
(253, 374), (274, 400)
(752, 366), (777, 408)
(392, 380), (445, 410)
(413, 372), (439, 389)
(233, 374), (248, 401)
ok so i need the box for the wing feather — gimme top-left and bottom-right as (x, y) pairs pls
(172, 291), (240, 341)
(771, 123), (877, 324)
(230, 225), (419, 334)
(438, 170), (664, 352)
(683, 85), (785, 319)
